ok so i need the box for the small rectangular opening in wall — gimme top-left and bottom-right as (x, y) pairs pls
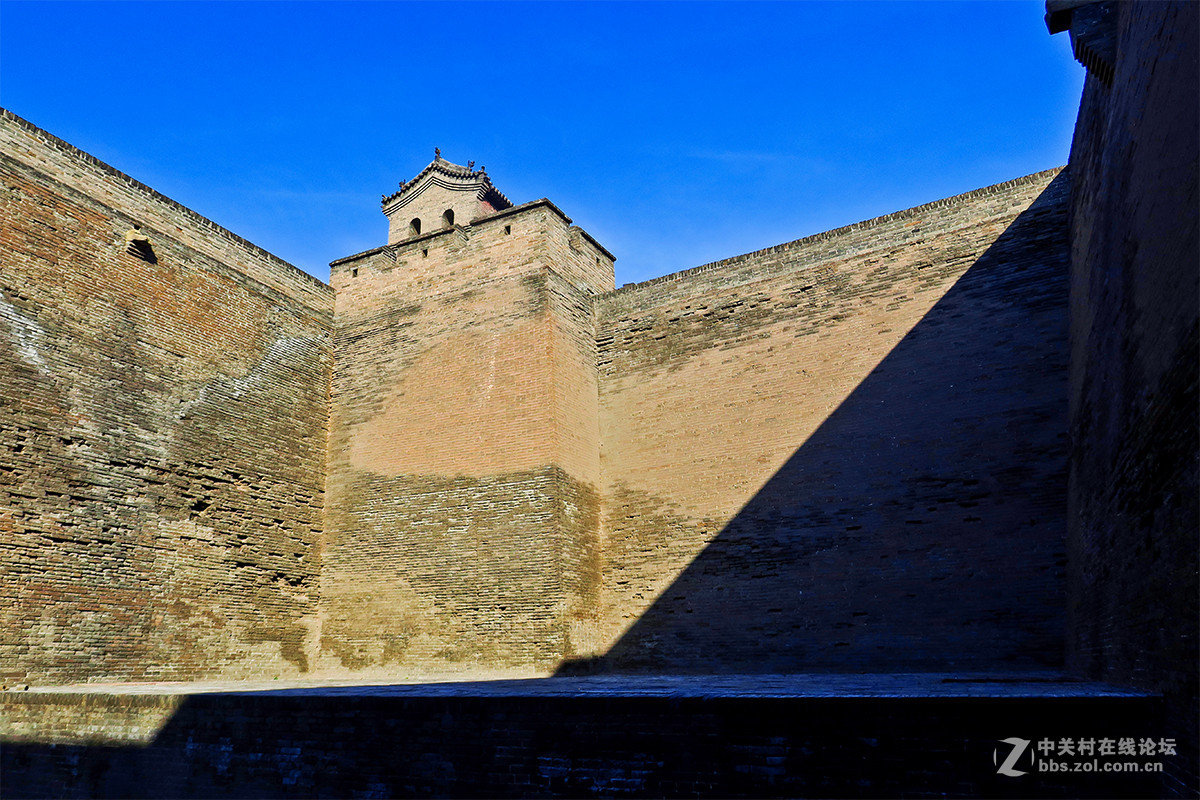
(123, 228), (156, 263)
(504, 225), (511, 235)
(422, 248), (429, 257)
(352, 268), (358, 278)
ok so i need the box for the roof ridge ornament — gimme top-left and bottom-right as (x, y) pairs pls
(380, 154), (513, 214)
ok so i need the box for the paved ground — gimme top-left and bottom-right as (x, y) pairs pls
(8, 672), (1150, 698)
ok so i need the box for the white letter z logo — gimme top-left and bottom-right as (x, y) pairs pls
(995, 737), (1031, 776)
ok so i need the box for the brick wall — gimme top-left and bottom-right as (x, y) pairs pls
(0, 109), (334, 683)
(1062, 2), (1199, 794)
(582, 170), (1071, 671)
(1, 105), (1078, 685)
(319, 201), (613, 674)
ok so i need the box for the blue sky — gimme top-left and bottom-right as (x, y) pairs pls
(0, 1), (1082, 286)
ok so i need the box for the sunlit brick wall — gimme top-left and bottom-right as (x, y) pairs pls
(0, 109), (334, 684)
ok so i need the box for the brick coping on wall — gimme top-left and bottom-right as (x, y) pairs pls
(605, 167), (1065, 298)
(0, 106), (330, 293)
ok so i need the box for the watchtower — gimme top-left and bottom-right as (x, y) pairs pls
(380, 150), (512, 244)
(321, 153), (615, 673)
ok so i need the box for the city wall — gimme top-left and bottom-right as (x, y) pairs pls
(0, 109), (334, 684)
(1062, 1), (1199, 792)
(0, 107), (1075, 681)
(0, 0), (1193, 694)
(582, 169), (1070, 671)
(0, 3), (1196, 795)
(0, 102), (1074, 680)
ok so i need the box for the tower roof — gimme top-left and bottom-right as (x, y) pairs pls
(381, 150), (512, 215)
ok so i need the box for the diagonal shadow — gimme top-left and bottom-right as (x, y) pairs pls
(564, 172), (1071, 675)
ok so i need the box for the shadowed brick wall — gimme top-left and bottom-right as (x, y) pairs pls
(320, 201), (613, 674)
(0, 109), (334, 683)
(1062, 2), (1199, 793)
(0, 685), (1167, 800)
(580, 170), (1070, 672)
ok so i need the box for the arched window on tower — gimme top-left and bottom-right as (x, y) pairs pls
(442, 209), (455, 228)
(409, 218), (422, 236)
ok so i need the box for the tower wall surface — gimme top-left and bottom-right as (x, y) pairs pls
(0, 109), (335, 684)
(321, 202), (613, 674)
(585, 170), (1071, 672)
(383, 180), (501, 245)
